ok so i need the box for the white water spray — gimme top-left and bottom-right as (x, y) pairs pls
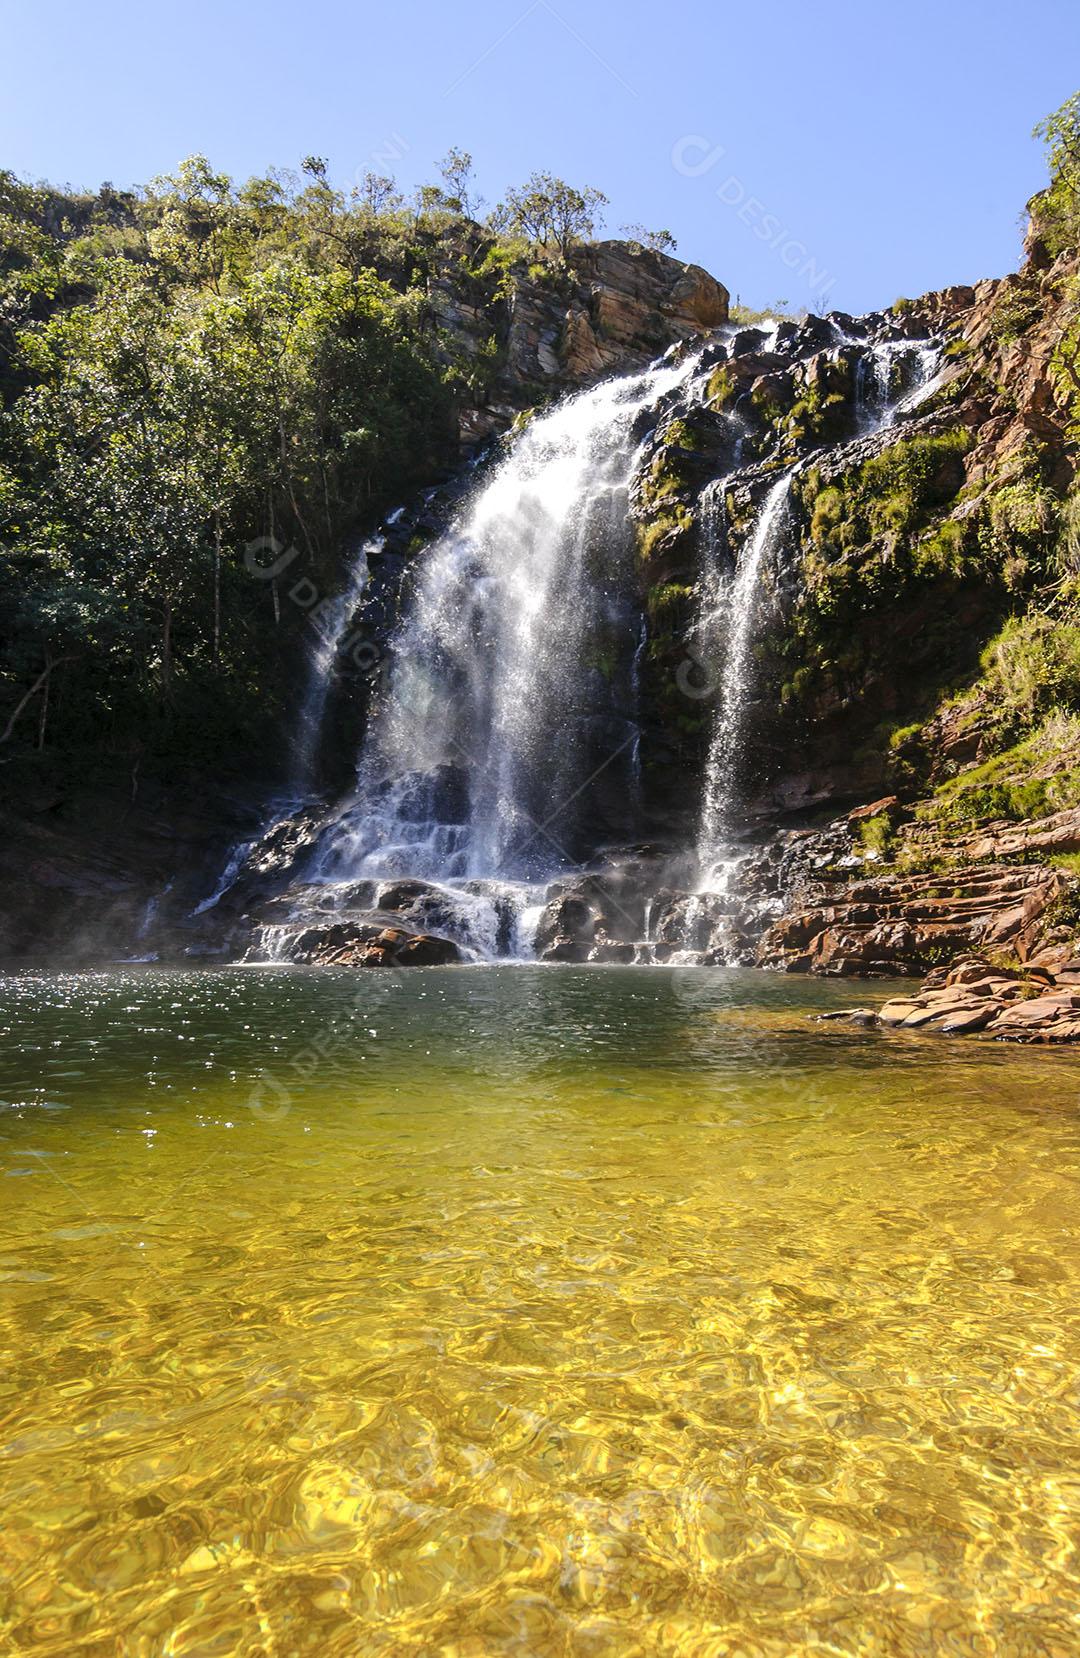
(696, 468), (797, 888)
(292, 536), (379, 788)
(314, 347), (704, 887)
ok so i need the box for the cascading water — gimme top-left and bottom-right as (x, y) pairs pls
(696, 468), (798, 890)
(854, 337), (942, 431)
(191, 312), (949, 969)
(312, 346), (704, 894)
(291, 535), (380, 789)
(694, 334), (944, 900)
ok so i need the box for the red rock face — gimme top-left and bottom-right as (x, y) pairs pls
(873, 952), (1080, 1044)
(758, 864), (1066, 978)
(430, 227), (730, 445)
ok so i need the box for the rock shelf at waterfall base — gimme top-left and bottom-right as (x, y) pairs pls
(823, 953), (1080, 1044)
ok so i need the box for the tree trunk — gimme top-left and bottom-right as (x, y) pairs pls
(162, 595), (173, 691)
(37, 654), (50, 749)
(0, 654), (76, 745)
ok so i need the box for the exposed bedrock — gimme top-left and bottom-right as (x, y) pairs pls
(826, 951), (1080, 1045)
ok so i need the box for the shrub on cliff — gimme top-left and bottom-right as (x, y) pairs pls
(979, 613), (1080, 730)
(1031, 94), (1080, 258)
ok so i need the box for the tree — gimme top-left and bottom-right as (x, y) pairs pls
(143, 155), (236, 290)
(356, 171), (400, 216)
(0, 164), (454, 759)
(438, 149), (482, 220)
(1032, 95), (1080, 256)
(500, 172), (608, 259)
(620, 222), (678, 254)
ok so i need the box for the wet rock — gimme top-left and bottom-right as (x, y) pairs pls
(248, 915), (461, 967)
(875, 953), (1080, 1043)
(535, 892), (595, 963)
(590, 934), (635, 964)
(376, 879), (437, 911)
(759, 862), (1065, 978)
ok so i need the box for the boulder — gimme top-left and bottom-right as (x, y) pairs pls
(535, 892), (596, 963)
(248, 916), (460, 968)
(867, 953), (1080, 1045)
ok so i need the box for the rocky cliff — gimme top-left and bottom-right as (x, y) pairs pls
(5, 183), (1080, 982)
(685, 235), (1080, 986)
(428, 226), (729, 442)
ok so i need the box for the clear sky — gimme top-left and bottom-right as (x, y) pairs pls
(4, 0), (1079, 315)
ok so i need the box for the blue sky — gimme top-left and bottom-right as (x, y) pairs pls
(4, 0), (1079, 314)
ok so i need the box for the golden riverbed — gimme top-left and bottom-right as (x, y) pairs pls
(2, 965), (1079, 1655)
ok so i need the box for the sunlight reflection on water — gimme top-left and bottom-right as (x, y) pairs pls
(2, 965), (1080, 1654)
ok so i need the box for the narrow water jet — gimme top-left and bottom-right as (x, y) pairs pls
(696, 468), (798, 889)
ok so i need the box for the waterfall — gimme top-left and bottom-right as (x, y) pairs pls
(696, 469), (797, 888)
(695, 335), (944, 894)
(312, 346), (704, 887)
(189, 312), (951, 969)
(855, 338), (942, 431)
(291, 535), (379, 789)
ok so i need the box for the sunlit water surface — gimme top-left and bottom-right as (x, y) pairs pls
(2, 965), (1080, 1656)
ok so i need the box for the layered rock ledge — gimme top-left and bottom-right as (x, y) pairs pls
(826, 953), (1080, 1044)
(759, 862), (1066, 978)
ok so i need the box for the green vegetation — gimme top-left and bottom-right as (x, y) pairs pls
(705, 364), (735, 410)
(857, 810), (898, 858)
(646, 581), (695, 624)
(1043, 876), (1080, 934)
(988, 276), (1042, 343)
(782, 370), (849, 450)
(794, 429), (973, 621)
(979, 614), (1080, 729)
(1030, 94), (1080, 257)
(921, 715), (1080, 828)
(619, 223), (677, 254)
(636, 508), (692, 563)
(0, 153), (615, 770)
(494, 173), (608, 260)
(0, 159), (456, 763)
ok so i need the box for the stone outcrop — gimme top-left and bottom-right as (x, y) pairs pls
(258, 917), (461, 968)
(705, 784), (1080, 983)
(429, 226), (729, 443)
(532, 861), (662, 964)
(958, 807), (1080, 861)
(947, 249), (1080, 495)
(758, 863), (1066, 977)
(826, 953), (1080, 1044)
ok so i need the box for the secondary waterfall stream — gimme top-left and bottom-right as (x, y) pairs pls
(692, 332), (943, 900)
(696, 467), (798, 889)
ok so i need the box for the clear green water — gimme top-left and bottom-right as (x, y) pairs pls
(2, 964), (1080, 1656)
